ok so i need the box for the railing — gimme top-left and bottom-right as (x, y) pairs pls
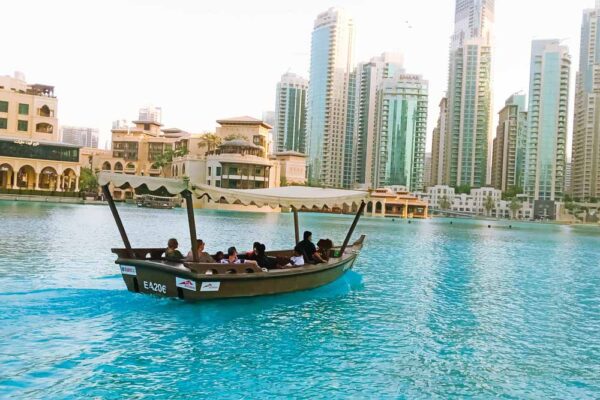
(0, 188), (80, 197)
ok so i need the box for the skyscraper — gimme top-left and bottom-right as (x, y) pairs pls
(491, 93), (527, 192)
(524, 39), (571, 201)
(373, 74), (428, 191)
(138, 106), (162, 124)
(571, 1), (600, 200)
(430, 97), (448, 186)
(444, 0), (494, 188)
(273, 73), (308, 154)
(349, 53), (404, 189)
(305, 8), (354, 187)
(60, 126), (100, 148)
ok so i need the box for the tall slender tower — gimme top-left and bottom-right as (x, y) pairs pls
(305, 8), (355, 187)
(444, 0), (494, 188)
(349, 53), (404, 189)
(373, 74), (429, 191)
(430, 97), (448, 186)
(571, 1), (600, 200)
(274, 72), (308, 153)
(491, 93), (527, 192)
(524, 40), (571, 201)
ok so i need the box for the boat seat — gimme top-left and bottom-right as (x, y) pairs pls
(185, 262), (264, 275)
(112, 248), (166, 259)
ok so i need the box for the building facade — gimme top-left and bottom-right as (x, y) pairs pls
(373, 74), (428, 191)
(444, 0), (494, 188)
(274, 73), (308, 154)
(491, 93), (527, 192)
(349, 53), (405, 189)
(430, 97), (448, 186)
(305, 7), (354, 187)
(524, 40), (571, 201)
(571, 1), (600, 200)
(60, 125), (99, 148)
(0, 73), (81, 192)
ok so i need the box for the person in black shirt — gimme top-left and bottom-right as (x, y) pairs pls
(296, 231), (326, 264)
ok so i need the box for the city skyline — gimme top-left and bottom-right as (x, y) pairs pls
(1, 0), (592, 154)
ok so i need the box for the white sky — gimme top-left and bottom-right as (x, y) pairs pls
(1, 0), (593, 152)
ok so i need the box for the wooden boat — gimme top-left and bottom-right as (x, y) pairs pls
(98, 173), (368, 301)
(135, 194), (178, 209)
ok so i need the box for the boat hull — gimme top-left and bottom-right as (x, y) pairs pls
(116, 243), (363, 301)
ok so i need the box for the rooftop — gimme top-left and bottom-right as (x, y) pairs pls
(216, 116), (273, 130)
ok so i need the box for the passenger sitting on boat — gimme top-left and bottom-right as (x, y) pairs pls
(286, 247), (305, 267)
(214, 251), (225, 263)
(221, 246), (244, 264)
(296, 231), (326, 264)
(185, 239), (215, 263)
(255, 243), (278, 269)
(165, 238), (184, 261)
(243, 242), (261, 261)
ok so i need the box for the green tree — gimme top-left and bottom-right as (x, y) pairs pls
(439, 195), (451, 210)
(198, 132), (222, 153)
(502, 185), (523, 200)
(509, 198), (522, 219)
(153, 147), (189, 169)
(455, 184), (471, 194)
(484, 195), (495, 216)
(79, 167), (98, 194)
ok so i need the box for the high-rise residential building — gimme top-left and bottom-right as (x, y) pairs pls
(524, 39), (571, 201)
(349, 53), (405, 189)
(138, 106), (162, 124)
(273, 73), (308, 154)
(571, 1), (600, 200)
(423, 153), (432, 189)
(565, 161), (572, 195)
(60, 126), (99, 148)
(373, 74), (428, 191)
(430, 97), (448, 186)
(444, 0), (494, 188)
(305, 7), (354, 187)
(262, 110), (276, 154)
(491, 93), (527, 192)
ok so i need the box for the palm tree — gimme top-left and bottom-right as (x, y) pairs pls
(198, 132), (222, 154)
(509, 198), (522, 220)
(484, 195), (495, 217)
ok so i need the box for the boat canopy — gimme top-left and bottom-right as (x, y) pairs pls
(193, 184), (368, 209)
(98, 172), (188, 195)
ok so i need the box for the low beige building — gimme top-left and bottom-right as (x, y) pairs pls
(0, 73), (81, 192)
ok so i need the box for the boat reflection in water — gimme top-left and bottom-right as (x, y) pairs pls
(99, 172), (368, 301)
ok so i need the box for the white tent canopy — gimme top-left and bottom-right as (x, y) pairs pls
(98, 172), (368, 209)
(98, 172), (188, 194)
(193, 184), (368, 209)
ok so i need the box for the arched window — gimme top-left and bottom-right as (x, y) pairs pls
(114, 162), (123, 172)
(35, 123), (53, 133)
(38, 105), (53, 117)
(182, 164), (186, 175)
(102, 162), (111, 171)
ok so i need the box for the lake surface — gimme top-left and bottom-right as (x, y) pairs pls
(1, 201), (599, 399)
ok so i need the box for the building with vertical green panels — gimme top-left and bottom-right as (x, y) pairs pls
(444, 0), (494, 188)
(373, 74), (428, 191)
(274, 73), (308, 154)
(524, 39), (571, 201)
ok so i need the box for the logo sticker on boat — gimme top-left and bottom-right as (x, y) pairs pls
(200, 281), (221, 292)
(176, 277), (197, 291)
(120, 265), (137, 276)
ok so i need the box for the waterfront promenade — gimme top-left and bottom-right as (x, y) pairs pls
(1, 201), (599, 398)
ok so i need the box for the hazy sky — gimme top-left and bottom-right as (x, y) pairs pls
(1, 0), (594, 151)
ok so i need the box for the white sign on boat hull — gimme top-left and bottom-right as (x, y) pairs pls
(176, 277), (197, 291)
(200, 281), (220, 292)
(120, 265), (137, 276)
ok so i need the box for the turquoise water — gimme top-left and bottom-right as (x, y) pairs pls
(1, 201), (599, 399)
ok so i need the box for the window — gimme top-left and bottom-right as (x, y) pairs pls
(208, 167), (212, 176)
(216, 166), (222, 176)
(0, 118), (6, 129)
(18, 103), (29, 115)
(18, 120), (28, 131)
(0, 101), (7, 113)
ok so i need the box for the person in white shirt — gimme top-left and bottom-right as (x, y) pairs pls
(221, 246), (243, 264)
(286, 247), (305, 267)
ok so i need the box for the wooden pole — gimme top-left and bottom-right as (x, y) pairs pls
(292, 206), (300, 244)
(340, 201), (366, 255)
(102, 184), (133, 258)
(184, 190), (199, 262)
